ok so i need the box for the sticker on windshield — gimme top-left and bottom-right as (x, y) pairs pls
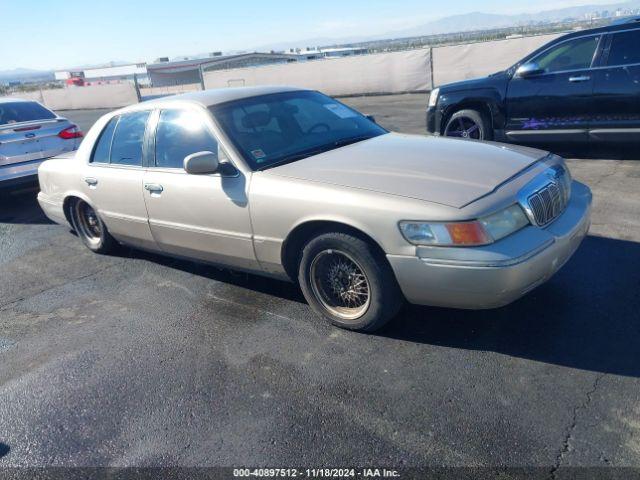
(251, 149), (267, 161)
(323, 103), (357, 119)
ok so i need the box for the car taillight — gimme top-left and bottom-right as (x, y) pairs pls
(58, 125), (83, 139)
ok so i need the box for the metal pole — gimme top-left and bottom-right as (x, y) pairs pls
(199, 65), (206, 91)
(133, 73), (142, 103)
(429, 47), (435, 90)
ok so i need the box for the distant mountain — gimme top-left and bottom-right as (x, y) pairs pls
(0, 68), (54, 83)
(0, 62), (133, 83)
(385, 0), (640, 37)
(254, 0), (640, 51)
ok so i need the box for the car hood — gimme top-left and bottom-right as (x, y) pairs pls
(266, 133), (547, 208)
(439, 71), (509, 92)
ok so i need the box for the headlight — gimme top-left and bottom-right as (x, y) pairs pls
(428, 88), (440, 108)
(557, 162), (572, 204)
(399, 204), (529, 246)
(479, 204), (530, 242)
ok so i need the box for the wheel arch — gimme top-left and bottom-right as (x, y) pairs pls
(61, 191), (96, 227)
(439, 88), (505, 135)
(442, 101), (495, 135)
(281, 219), (388, 281)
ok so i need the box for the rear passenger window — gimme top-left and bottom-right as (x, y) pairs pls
(110, 111), (150, 166)
(91, 117), (118, 163)
(607, 30), (640, 67)
(155, 109), (219, 169)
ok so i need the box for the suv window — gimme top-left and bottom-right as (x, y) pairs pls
(155, 109), (219, 169)
(534, 36), (599, 73)
(91, 117), (118, 164)
(607, 30), (640, 66)
(109, 111), (150, 166)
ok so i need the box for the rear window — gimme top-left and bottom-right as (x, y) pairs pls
(90, 111), (150, 166)
(91, 117), (118, 164)
(0, 101), (56, 126)
(109, 111), (150, 166)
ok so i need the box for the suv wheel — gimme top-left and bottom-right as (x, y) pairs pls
(298, 232), (403, 332)
(444, 109), (492, 140)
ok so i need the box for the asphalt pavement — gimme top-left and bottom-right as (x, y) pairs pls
(0, 95), (638, 471)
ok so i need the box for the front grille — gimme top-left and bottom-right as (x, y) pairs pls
(527, 180), (567, 226)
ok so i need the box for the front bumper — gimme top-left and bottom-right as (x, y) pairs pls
(426, 106), (440, 135)
(387, 181), (592, 309)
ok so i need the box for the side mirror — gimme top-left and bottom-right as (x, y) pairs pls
(184, 151), (219, 174)
(366, 115), (377, 124)
(516, 62), (544, 78)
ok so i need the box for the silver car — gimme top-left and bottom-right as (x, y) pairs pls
(37, 87), (592, 331)
(0, 98), (82, 187)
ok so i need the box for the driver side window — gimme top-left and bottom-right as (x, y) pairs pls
(154, 109), (223, 169)
(533, 36), (600, 73)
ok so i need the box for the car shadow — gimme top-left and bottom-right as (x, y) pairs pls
(380, 235), (640, 378)
(118, 247), (307, 305)
(121, 235), (640, 378)
(0, 185), (53, 225)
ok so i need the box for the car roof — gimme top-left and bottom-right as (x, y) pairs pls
(556, 17), (640, 41)
(0, 97), (38, 104)
(118, 85), (306, 115)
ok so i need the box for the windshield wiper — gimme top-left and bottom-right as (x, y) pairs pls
(256, 135), (377, 172)
(256, 148), (327, 171)
(332, 134), (376, 148)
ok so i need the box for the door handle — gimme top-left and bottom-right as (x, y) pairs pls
(144, 183), (164, 193)
(569, 75), (590, 82)
(84, 177), (98, 188)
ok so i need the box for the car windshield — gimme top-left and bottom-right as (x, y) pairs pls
(0, 101), (56, 126)
(210, 90), (387, 171)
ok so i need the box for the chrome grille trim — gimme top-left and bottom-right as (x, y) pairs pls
(519, 164), (570, 227)
(527, 181), (568, 225)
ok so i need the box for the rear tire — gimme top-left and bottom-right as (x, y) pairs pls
(444, 109), (492, 141)
(298, 232), (403, 332)
(69, 199), (117, 254)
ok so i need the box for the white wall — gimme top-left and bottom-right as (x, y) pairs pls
(11, 84), (138, 110)
(22, 33), (569, 108)
(201, 33), (565, 96)
(204, 48), (432, 96)
(432, 33), (562, 86)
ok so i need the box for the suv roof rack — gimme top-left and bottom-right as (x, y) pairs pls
(610, 15), (640, 25)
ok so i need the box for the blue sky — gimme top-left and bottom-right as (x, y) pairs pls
(1, 0), (621, 70)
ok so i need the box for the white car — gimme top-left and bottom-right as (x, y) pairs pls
(0, 98), (82, 188)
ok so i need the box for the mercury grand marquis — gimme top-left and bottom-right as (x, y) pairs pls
(37, 86), (592, 331)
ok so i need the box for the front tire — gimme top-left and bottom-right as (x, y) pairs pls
(298, 232), (403, 332)
(444, 109), (492, 140)
(69, 199), (117, 254)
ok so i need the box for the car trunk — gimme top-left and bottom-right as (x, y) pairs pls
(0, 119), (77, 167)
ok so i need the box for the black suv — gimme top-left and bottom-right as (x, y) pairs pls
(426, 18), (640, 147)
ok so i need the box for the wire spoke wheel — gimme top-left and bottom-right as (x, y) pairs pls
(74, 201), (103, 247)
(309, 249), (371, 321)
(445, 115), (483, 140)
